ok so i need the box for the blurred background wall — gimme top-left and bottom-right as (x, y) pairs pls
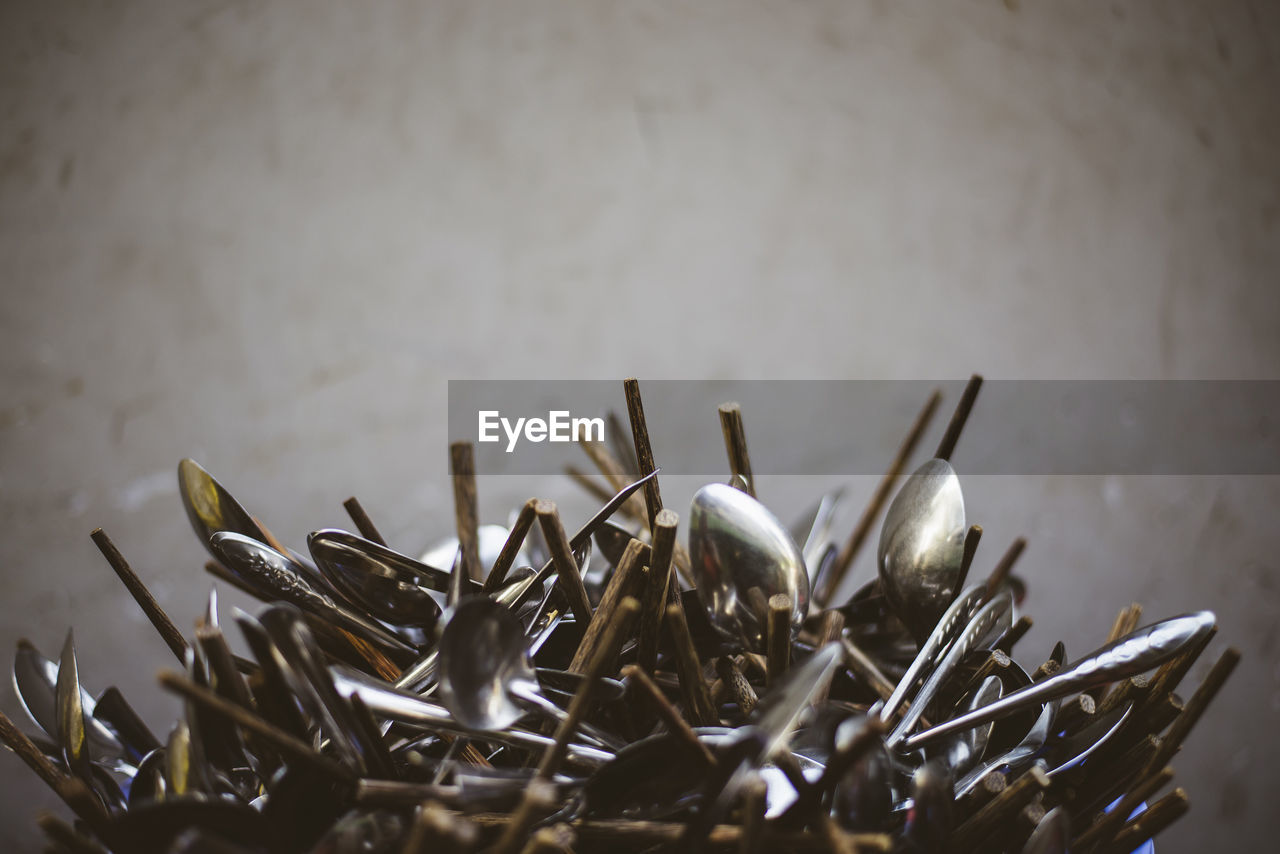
(2, 1), (1277, 850)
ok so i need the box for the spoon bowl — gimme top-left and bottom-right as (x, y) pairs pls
(877, 458), (966, 643)
(689, 483), (809, 649)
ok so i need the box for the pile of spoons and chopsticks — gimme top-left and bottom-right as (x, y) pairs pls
(1, 376), (1239, 854)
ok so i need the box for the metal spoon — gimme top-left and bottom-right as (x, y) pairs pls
(308, 529), (448, 628)
(13, 639), (129, 769)
(54, 630), (93, 784)
(394, 472), (651, 693)
(790, 487), (845, 587)
(329, 665), (613, 768)
(938, 674), (1003, 778)
(880, 585), (986, 724)
(887, 590), (1014, 749)
(688, 483), (809, 650)
(436, 597), (622, 750)
(209, 532), (415, 657)
(903, 611), (1217, 750)
(877, 458), (967, 644)
(954, 696), (1056, 797)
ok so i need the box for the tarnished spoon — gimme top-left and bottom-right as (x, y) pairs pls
(954, 696), (1056, 797)
(887, 590), (1014, 749)
(54, 630), (93, 784)
(436, 597), (621, 750)
(880, 585), (986, 724)
(904, 611), (1217, 750)
(688, 483), (809, 649)
(210, 532), (415, 657)
(939, 674), (1003, 778)
(14, 639), (129, 769)
(877, 458), (967, 645)
(308, 529), (447, 629)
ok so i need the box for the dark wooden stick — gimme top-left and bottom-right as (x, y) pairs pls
(484, 498), (537, 593)
(839, 638), (898, 707)
(90, 528), (188, 663)
(540, 596), (639, 779)
(1, 712), (112, 835)
(342, 497), (386, 546)
(622, 664), (715, 766)
(1098, 787), (1188, 854)
(818, 389), (941, 607)
(569, 538), (647, 673)
(1137, 624), (1218, 721)
(812, 610), (846, 704)
(157, 670), (356, 785)
(718, 402), (755, 498)
(623, 378), (663, 531)
(494, 600), (641, 854)
(934, 373), (984, 462)
(994, 615), (1034, 654)
(1143, 647), (1239, 774)
(766, 594), (792, 686)
(956, 524), (983, 590)
(534, 500), (594, 625)
(449, 442), (483, 585)
(739, 775), (768, 854)
(665, 602), (720, 727)
(984, 537), (1027, 601)
(950, 766), (1049, 851)
(638, 509), (679, 674)
(967, 649), (1012, 692)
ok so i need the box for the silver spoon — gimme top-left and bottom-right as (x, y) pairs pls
(210, 532), (416, 657)
(13, 639), (129, 771)
(877, 458), (967, 644)
(939, 674), (1003, 778)
(435, 597), (622, 750)
(308, 529), (448, 628)
(393, 472), (651, 693)
(903, 611), (1217, 751)
(879, 584), (987, 724)
(954, 696), (1056, 797)
(688, 483), (809, 650)
(790, 487), (845, 587)
(887, 590), (1014, 749)
(54, 630), (93, 784)
(180, 458), (327, 586)
(329, 665), (613, 768)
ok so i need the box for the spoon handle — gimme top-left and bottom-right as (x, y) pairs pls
(903, 611), (1216, 750)
(887, 590), (1013, 748)
(881, 585), (986, 723)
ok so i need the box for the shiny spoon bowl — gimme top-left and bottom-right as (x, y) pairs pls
(688, 483), (809, 649)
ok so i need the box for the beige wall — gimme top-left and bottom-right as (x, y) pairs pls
(2, 1), (1277, 849)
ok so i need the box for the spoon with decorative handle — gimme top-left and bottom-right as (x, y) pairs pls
(903, 611), (1216, 750)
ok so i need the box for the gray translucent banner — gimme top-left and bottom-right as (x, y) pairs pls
(447, 380), (1280, 476)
